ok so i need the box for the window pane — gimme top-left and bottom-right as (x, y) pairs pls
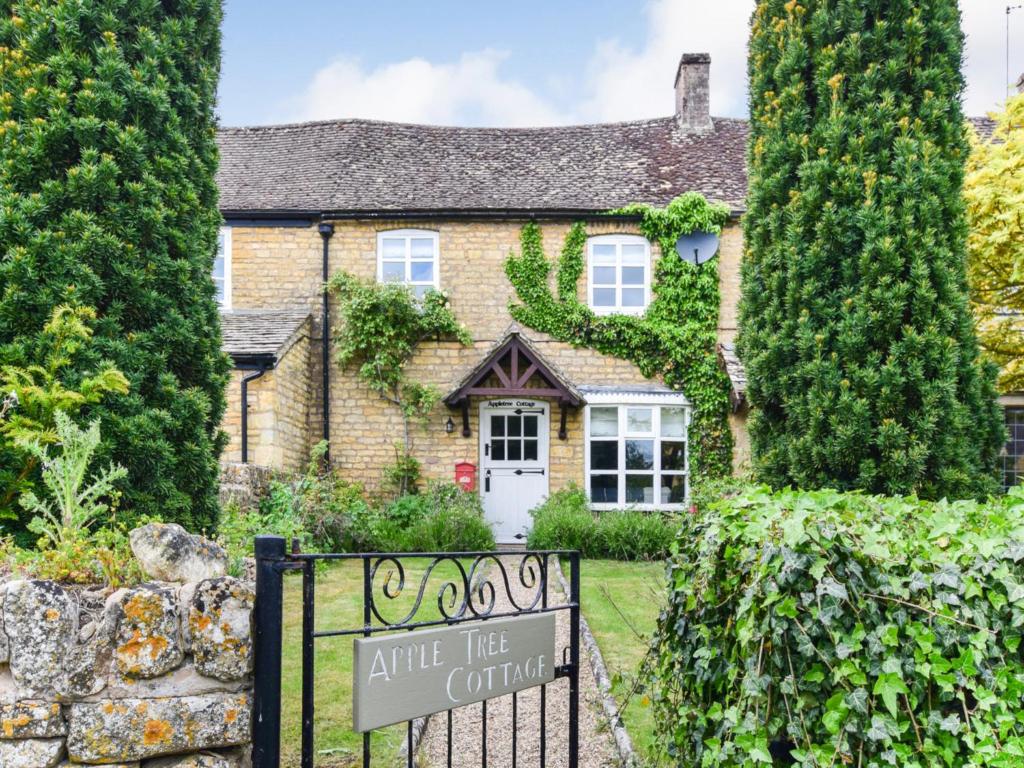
(590, 441), (618, 471)
(381, 238), (406, 259)
(217, 232), (225, 256)
(621, 266), (645, 285)
(627, 408), (652, 433)
(626, 440), (654, 470)
(214, 279), (225, 304)
(410, 261), (433, 282)
(660, 475), (686, 504)
(524, 440), (538, 461)
(661, 441), (687, 471)
(621, 243), (647, 262)
(382, 262), (405, 282)
(590, 407), (618, 437)
(621, 288), (644, 307)
(212, 256), (224, 280)
(507, 416), (521, 437)
(590, 474), (618, 504)
(593, 288), (616, 307)
(508, 441), (522, 461)
(413, 285), (430, 299)
(661, 407), (686, 437)
(592, 244), (616, 259)
(491, 440), (505, 461)
(626, 475), (654, 504)
(410, 238), (435, 259)
(524, 416), (538, 437)
(491, 416), (505, 437)
(593, 266), (616, 285)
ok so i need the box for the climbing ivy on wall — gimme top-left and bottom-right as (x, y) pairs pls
(504, 192), (734, 481)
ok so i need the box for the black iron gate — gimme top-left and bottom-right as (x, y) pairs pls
(251, 536), (581, 768)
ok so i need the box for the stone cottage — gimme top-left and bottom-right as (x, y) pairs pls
(212, 53), (1009, 541)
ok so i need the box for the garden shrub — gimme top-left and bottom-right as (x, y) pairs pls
(527, 486), (677, 561)
(649, 485), (1024, 767)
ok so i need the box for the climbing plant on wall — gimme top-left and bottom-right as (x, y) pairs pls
(504, 192), (734, 481)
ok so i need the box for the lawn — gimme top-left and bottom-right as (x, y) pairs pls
(279, 557), (666, 766)
(575, 559), (667, 765)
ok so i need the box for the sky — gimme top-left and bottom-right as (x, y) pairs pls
(218, 0), (1024, 128)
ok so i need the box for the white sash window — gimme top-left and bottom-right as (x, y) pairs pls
(377, 229), (440, 299)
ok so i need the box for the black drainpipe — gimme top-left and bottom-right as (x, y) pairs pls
(240, 365), (269, 464)
(318, 222), (335, 463)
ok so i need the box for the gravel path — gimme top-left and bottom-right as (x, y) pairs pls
(419, 556), (619, 768)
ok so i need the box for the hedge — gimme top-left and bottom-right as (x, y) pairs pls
(649, 485), (1024, 767)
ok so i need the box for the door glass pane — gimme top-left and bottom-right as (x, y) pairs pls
(626, 440), (654, 470)
(590, 407), (618, 437)
(524, 440), (538, 461)
(621, 288), (644, 307)
(491, 440), (505, 461)
(381, 238), (405, 259)
(382, 262), (405, 282)
(660, 475), (686, 504)
(661, 441), (686, 471)
(507, 416), (521, 437)
(621, 266), (644, 285)
(590, 441), (618, 470)
(593, 288), (616, 307)
(626, 474), (654, 504)
(661, 407), (686, 437)
(490, 416), (505, 437)
(524, 416), (538, 437)
(590, 474), (618, 504)
(508, 441), (522, 461)
(626, 408), (652, 434)
(410, 238), (435, 258)
(410, 261), (433, 282)
(593, 266), (616, 285)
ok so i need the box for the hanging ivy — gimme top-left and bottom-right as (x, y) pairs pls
(504, 192), (734, 481)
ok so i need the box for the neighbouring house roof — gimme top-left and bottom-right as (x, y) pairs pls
(220, 309), (311, 367)
(969, 116), (997, 142)
(444, 325), (585, 407)
(718, 343), (747, 412)
(216, 117), (749, 216)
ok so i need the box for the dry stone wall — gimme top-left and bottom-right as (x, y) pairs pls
(0, 525), (253, 767)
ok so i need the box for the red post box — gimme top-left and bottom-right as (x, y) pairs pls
(454, 461), (476, 492)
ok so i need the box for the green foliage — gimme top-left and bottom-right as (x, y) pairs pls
(0, 0), (230, 532)
(649, 485), (1024, 767)
(526, 486), (677, 561)
(505, 193), (734, 480)
(0, 305), (128, 523)
(738, 0), (1003, 499)
(328, 274), (471, 494)
(966, 94), (1024, 392)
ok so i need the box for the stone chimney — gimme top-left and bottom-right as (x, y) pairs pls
(675, 53), (713, 133)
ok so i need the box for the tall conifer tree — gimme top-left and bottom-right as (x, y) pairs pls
(737, 0), (1003, 498)
(0, 1), (229, 531)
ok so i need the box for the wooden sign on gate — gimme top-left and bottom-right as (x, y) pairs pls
(352, 612), (557, 732)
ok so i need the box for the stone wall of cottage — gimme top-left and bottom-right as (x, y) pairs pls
(0, 525), (253, 767)
(221, 218), (745, 490)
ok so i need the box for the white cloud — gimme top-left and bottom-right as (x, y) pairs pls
(279, 0), (1021, 127)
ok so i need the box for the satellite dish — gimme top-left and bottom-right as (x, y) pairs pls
(675, 231), (720, 266)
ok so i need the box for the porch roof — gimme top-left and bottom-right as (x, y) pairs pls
(221, 309), (311, 368)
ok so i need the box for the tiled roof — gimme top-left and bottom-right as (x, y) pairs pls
(216, 116), (996, 216)
(220, 310), (311, 363)
(718, 343), (747, 410)
(969, 116), (997, 142)
(216, 117), (749, 215)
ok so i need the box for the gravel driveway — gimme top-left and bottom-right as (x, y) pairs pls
(419, 555), (619, 768)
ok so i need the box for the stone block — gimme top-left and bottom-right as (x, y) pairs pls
(114, 586), (183, 680)
(0, 737), (65, 767)
(189, 579), (253, 682)
(130, 524), (227, 584)
(0, 701), (66, 739)
(4, 580), (76, 696)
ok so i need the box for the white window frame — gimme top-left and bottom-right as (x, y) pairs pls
(587, 234), (652, 315)
(583, 392), (690, 511)
(376, 229), (440, 298)
(215, 226), (232, 310)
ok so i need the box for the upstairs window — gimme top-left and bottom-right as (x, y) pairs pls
(588, 235), (651, 315)
(214, 227), (231, 309)
(377, 229), (440, 299)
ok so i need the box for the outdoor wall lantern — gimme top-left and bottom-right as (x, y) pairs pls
(445, 416), (456, 434)
(675, 231), (720, 266)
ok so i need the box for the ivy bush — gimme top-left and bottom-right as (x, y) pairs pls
(649, 485), (1024, 767)
(505, 193), (734, 480)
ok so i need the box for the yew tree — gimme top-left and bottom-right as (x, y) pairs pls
(0, 1), (229, 532)
(738, 0), (1003, 499)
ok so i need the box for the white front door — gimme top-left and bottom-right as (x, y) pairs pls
(480, 399), (550, 544)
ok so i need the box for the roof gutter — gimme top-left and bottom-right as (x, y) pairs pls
(221, 206), (746, 222)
